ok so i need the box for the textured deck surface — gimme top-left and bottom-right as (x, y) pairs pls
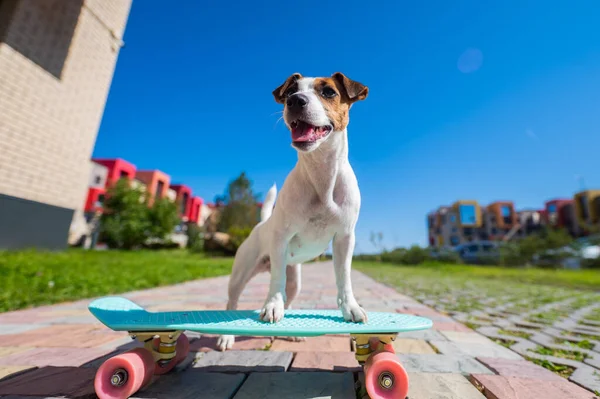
(88, 296), (433, 337)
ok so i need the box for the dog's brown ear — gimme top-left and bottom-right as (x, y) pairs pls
(272, 73), (302, 104)
(332, 72), (368, 103)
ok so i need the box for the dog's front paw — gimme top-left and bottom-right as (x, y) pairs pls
(217, 334), (235, 351)
(340, 299), (367, 323)
(260, 293), (285, 323)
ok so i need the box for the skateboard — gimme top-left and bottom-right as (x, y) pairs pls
(88, 296), (433, 399)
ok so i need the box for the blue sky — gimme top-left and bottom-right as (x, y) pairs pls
(93, 0), (600, 253)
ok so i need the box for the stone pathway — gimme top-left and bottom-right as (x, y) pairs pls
(0, 262), (597, 398)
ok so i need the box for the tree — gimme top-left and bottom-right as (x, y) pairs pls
(217, 172), (260, 232)
(100, 179), (150, 249)
(147, 197), (180, 241)
(100, 179), (180, 249)
(370, 231), (384, 252)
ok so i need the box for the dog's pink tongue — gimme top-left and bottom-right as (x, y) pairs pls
(292, 123), (316, 142)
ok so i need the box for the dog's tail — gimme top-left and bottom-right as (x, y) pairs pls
(260, 183), (277, 222)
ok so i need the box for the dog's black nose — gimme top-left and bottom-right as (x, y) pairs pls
(286, 93), (308, 109)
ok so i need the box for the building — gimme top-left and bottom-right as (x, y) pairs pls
(573, 190), (600, 233)
(544, 199), (579, 237)
(0, 0), (132, 250)
(135, 170), (170, 206)
(484, 201), (518, 241)
(170, 184), (193, 220)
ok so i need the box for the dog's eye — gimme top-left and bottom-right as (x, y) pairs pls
(322, 87), (337, 98)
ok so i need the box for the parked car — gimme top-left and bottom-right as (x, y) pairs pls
(532, 234), (600, 269)
(455, 241), (501, 265)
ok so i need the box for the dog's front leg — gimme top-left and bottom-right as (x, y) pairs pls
(259, 234), (290, 323)
(333, 232), (367, 322)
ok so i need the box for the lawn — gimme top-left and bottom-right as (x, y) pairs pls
(0, 250), (233, 312)
(355, 261), (600, 292)
(354, 261), (600, 316)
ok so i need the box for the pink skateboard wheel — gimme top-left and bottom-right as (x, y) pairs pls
(94, 348), (155, 399)
(364, 351), (409, 399)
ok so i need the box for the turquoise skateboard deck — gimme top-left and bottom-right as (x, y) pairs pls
(89, 296), (433, 337)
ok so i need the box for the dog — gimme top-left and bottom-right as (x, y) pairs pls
(217, 72), (369, 351)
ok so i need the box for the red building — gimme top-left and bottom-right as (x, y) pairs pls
(545, 198), (578, 236)
(92, 158), (136, 187)
(170, 184), (193, 219)
(188, 196), (204, 224)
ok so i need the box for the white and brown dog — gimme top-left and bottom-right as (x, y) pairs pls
(217, 72), (369, 351)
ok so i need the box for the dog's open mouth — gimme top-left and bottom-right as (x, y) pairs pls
(290, 120), (332, 143)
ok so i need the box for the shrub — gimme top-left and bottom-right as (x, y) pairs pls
(227, 226), (253, 252)
(187, 223), (204, 253)
(147, 197), (180, 241)
(100, 179), (150, 249)
(100, 179), (180, 250)
(380, 245), (431, 265)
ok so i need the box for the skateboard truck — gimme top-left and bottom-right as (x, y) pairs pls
(351, 333), (397, 364)
(130, 331), (182, 365)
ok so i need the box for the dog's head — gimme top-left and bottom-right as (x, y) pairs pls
(273, 72), (368, 152)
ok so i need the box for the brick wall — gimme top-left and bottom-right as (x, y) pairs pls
(0, 0), (132, 212)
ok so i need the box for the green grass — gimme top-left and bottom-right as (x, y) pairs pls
(499, 329), (532, 339)
(525, 357), (575, 378)
(530, 345), (587, 362)
(492, 337), (516, 348)
(555, 339), (595, 350)
(0, 249), (233, 312)
(354, 261), (600, 291)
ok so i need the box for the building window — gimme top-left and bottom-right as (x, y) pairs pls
(548, 204), (557, 213)
(578, 195), (589, 220)
(450, 214), (456, 224)
(463, 227), (473, 235)
(95, 176), (102, 185)
(181, 192), (189, 215)
(120, 170), (129, 178)
(95, 194), (105, 208)
(450, 236), (460, 246)
(156, 181), (165, 199)
(459, 204), (477, 225)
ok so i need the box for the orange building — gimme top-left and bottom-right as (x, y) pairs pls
(135, 170), (170, 205)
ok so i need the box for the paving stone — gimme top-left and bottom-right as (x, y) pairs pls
(432, 321), (473, 332)
(476, 357), (563, 381)
(0, 325), (46, 335)
(404, 373), (486, 398)
(0, 347), (110, 367)
(0, 366), (35, 381)
(0, 367), (95, 398)
(193, 350), (292, 373)
(190, 335), (270, 352)
(0, 324), (121, 348)
(233, 372), (355, 399)
(269, 336), (351, 352)
(430, 340), (523, 360)
(470, 374), (598, 399)
(400, 329), (448, 341)
(439, 331), (495, 344)
(392, 338), (436, 354)
(133, 371), (246, 399)
(0, 347), (32, 357)
(398, 354), (493, 375)
(289, 351), (360, 372)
